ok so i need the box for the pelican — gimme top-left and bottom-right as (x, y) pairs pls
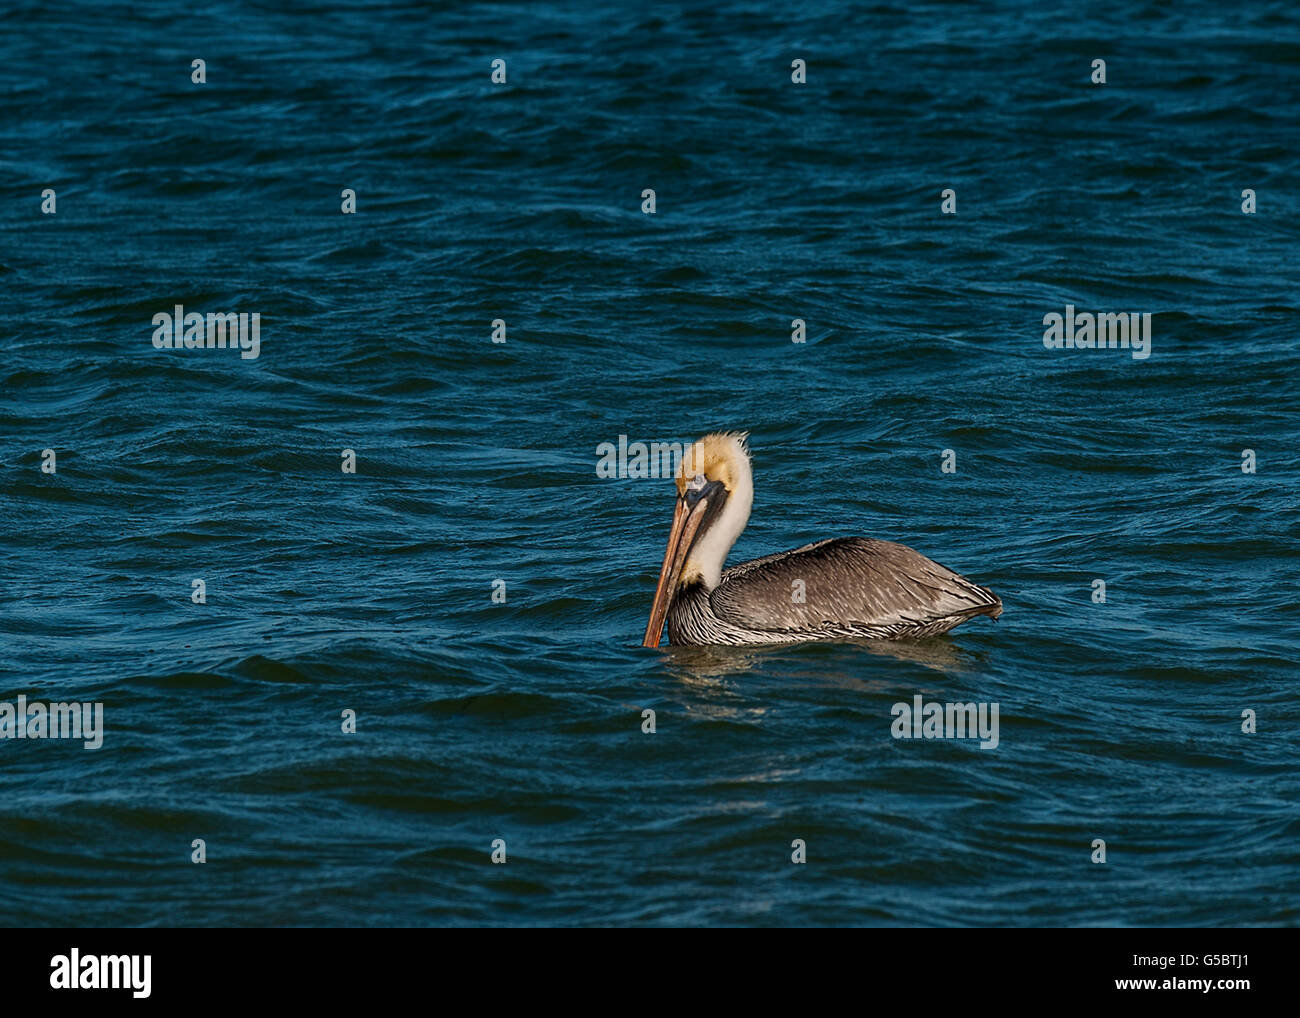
(642, 432), (1002, 647)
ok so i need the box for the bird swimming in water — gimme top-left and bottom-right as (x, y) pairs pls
(642, 431), (1002, 647)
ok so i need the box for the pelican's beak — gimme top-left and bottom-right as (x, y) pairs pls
(642, 480), (727, 648)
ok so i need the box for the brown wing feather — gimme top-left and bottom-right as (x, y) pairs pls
(709, 537), (1001, 635)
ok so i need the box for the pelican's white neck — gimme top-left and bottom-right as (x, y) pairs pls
(683, 450), (753, 591)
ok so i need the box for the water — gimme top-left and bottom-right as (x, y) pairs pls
(2, 0), (1298, 926)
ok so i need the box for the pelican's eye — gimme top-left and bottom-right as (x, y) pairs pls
(686, 473), (708, 493)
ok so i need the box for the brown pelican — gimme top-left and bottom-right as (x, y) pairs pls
(642, 432), (1002, 647)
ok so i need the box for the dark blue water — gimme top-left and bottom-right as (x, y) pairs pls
(2, 0), (1298, 926)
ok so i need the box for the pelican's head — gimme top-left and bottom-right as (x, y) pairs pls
(642, 431), (754, 647)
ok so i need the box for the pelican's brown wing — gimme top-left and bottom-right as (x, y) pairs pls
(710, 537), (1002, 639)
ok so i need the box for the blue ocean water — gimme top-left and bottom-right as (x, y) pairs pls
(2, 0), (1298, 926)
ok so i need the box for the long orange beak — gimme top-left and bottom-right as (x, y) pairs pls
(641, 496), (707, 648)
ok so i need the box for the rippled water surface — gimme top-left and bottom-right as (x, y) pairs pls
(2, 0), (1298, 925)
